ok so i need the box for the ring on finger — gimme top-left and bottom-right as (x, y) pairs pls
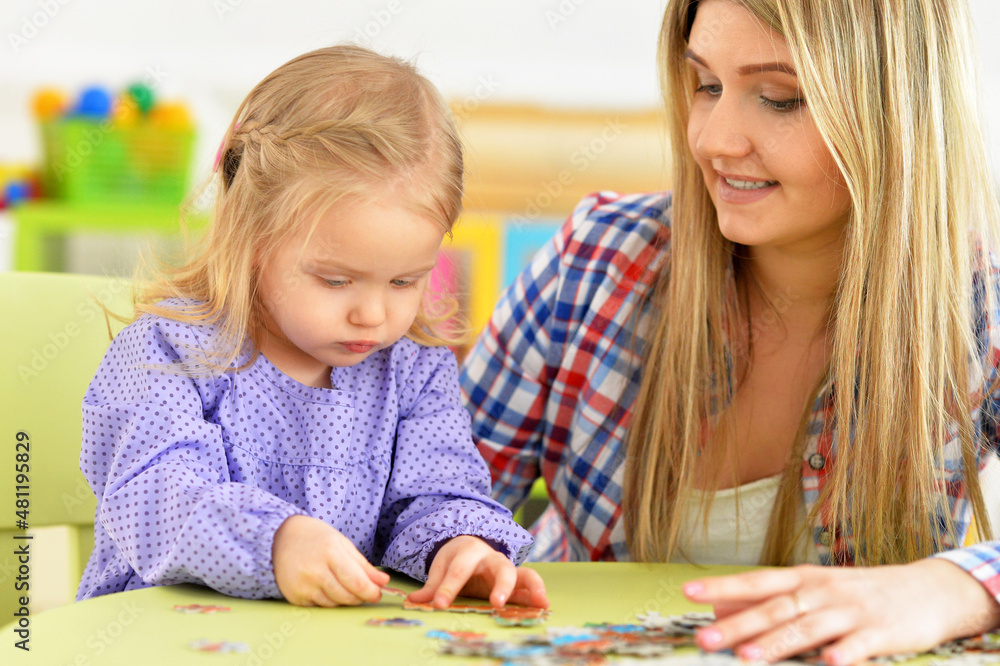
(789, 591), (809, 618)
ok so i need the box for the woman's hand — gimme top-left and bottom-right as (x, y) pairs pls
(681, 559), (1000, 665)
(407, 535), (550, 609)
(272, 515), (390, 606)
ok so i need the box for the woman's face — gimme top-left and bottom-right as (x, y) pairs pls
(685, 0), (851, 251)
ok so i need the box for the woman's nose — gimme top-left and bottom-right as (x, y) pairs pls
(691, 95), (753, 161)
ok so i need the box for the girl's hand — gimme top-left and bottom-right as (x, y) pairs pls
(272, 515), (390, 606)
(682, 559), (1000, 665)
(407, 535), (550, 609)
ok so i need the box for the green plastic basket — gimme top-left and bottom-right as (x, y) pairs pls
(39, 118), (195, 204)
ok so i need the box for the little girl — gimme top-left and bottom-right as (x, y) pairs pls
(75, 45), (548, 611)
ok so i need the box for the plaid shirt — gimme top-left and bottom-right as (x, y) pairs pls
(460, 191), (1000, 596)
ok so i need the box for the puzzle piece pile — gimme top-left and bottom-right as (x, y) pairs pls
(429, 611), (711, 663)
(374, 584), (1000, 664)
(782, 631), (1000, 665)
(421, 610), (1000, 665)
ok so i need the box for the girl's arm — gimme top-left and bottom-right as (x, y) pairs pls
(79, 317), (304, 600)
(377, 346), (534, 581)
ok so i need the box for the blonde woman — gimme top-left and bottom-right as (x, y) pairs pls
(77, 46), (548, 611)
(460, 0), (1000, 661)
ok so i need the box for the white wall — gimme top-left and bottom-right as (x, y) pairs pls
(1, 0), (998, 181)
(0, 1), (670, 272)
(0, 0), (666, 173)
(971, 0), (1000, 175)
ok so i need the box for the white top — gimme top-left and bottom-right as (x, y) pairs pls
(979, 453), (1000, 537)
(670, 454), (1000, 566)
(671, 473), (818, 566)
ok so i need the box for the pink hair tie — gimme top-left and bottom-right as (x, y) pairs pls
(213, 122), (240, 172)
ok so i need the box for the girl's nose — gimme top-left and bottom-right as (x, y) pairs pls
(349, 292), (385, 328)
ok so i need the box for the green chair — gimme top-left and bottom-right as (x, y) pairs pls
(0, 272), (133, 619)
(513, 477), (550, 528)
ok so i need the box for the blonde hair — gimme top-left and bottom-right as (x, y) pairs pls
(136, 45), (467, 371)
(624, 0), (1000, 565)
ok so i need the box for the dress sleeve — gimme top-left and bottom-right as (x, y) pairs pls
(81, 318), (304, 599)
(933, 542), (1000, 606)
(458, 213), (569, 514)
(377, 347), (533, 580)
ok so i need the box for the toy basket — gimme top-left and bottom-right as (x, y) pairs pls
(39, 119), (195, 204)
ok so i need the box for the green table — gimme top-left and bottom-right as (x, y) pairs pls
(0, 563), (752, 664)
(11, 202), (205, 272)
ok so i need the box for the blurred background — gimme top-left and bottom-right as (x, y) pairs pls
(0, 1), (673, 294)
(3, 0), (999, 286)
(2, 0), (998, 613)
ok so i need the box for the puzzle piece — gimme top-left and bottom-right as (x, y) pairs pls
(438, 640), (509, 657)
(426, 630), (488, 641)
(924, 656), (1000, 666)
(950, 633), (1000, 653)
(379, 585), (408, 598)
(492, 606), (553, 627)
(366, 617), (425, 627)
(399, 596), (552, 628)
(493, 615), (549, 627)
(173, 604), (231, 614)
(636, 610), (714, 635)
(188, 638), (250, 653)
(403, 599), (496, 613)
(493, 607), (550, 621)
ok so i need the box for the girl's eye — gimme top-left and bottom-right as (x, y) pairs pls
(391, 279), (416, 288)
(761, 96), (804, 112)
(695, 83), (722, 96)
(324, 279), (348, 287)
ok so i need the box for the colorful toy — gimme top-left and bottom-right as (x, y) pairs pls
(31, 82), (196, 203)
(0, 165), (41, 210)
(75, 86), (113, 118)
(125, 82), (156, 114)
(30, 88), (67, 120)
(111, 95), (140, 126)
(151, 101), (193, 129)
(4, 181), (30, 206)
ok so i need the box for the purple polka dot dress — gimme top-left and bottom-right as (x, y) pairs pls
(76, 304), (533, 601)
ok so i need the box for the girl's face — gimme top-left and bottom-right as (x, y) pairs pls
(257, 194), (444, 382)
(685, 0), (851, 251)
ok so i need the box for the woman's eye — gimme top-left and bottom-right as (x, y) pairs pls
(761, 96), (804, 112)
(391, 279), (416, 288)
(324, 279), (348, 287)
(695, 83), (722, 96)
